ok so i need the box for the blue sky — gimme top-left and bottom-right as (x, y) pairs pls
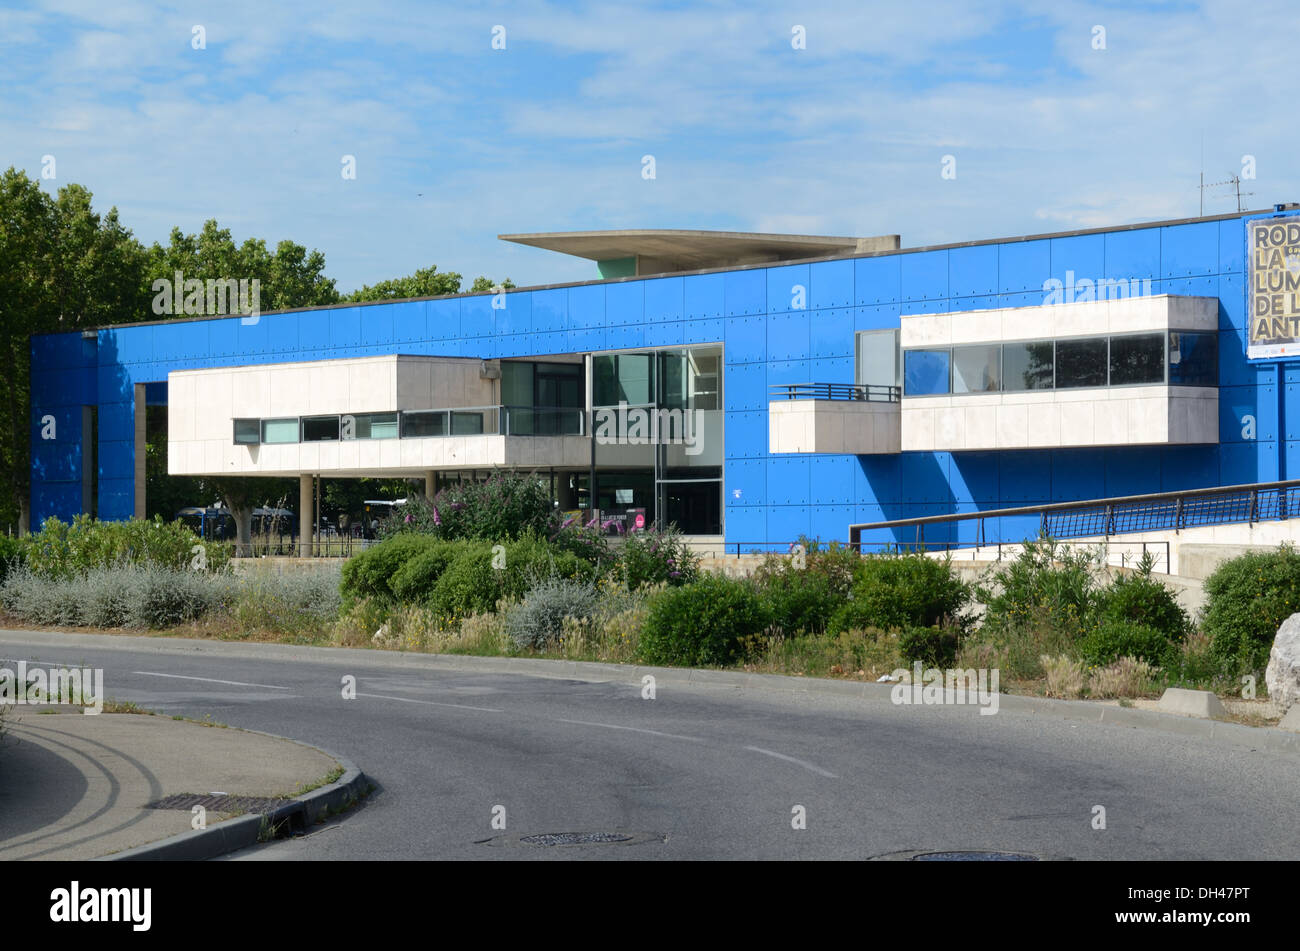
(1, 0), (1295, 292)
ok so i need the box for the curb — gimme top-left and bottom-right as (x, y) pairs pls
(103, 738), (368, 862)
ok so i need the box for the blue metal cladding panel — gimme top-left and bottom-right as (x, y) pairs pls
(948, 452), (999, 506)
(97, 363), (134, 405)
(998, 239), (1051, 294)
(725, 363), (765, 411)
(724, 315), (765, 364)
(766, 360), (804, 395)
(767, 506), (811, 546)
(948, 243), (999, 298)
(723, 503), (764, 544)
(853, 305), (899, 332)
(645, 321), (685, 348)
(497, 292), (532, 338)
(328, 307), (362, 350)
(31, 437), (79, 483)
(33, 482), (81, 524)
(1161, 446), (1219, 491)
(810, 309), (853, 359)
(460, 294), (494, 339)
(644, 276), (684, 323)
(900, 452), (953, 504)
(1049, 233), (1105, 288)
(1104, 449), (1159, 498)
(810, 504), (854, 543)
(1220, 217), (1246, 274)
(725, 456), (766, 505)
(1218, 274), (1245, 332)
(391, 301), (427, 343)
(605, 280), (644, 327)
(98, 477), (133, 521)
(1285, 367), (1300, 441)
(999, 451), (1051, 503)
(767, 264), (810, 315)
(809, 456), (855, 504)
(725, 269), (766, 317)
(685, 317), (723, 345)
(855, 455), (900, 509)
(1050, 449), (1105, 502)
(724, 411), (766, 461)
(1160, 221), (1219, 278)
(855, 254), (901, 305)
(267, 311), (300, 352)
(810, 356), (853, 385)
(532, 288), (567, 332)
(360, 303), (394, 346)
(766, 312), (809, 362)
(1103, 227), (1161, 282)
(900, 249), (948, 301)
(767, 456), (810, 505)
(607, 322), (645, 350)
(1220, 385), (1264, 442)
(683, 272), (725, 319)
(567, 284), (605, 331)
(810, 259), (853, 310)
(1219, 330), (1253, 386)
(426, 299), (459, 340)
(1220, 441), (1265, 485)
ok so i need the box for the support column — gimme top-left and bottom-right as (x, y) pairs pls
(133, 384), (147, 520)
(425, 470), (435, 498)
(81, 406), (95, 517)
(299, 473), (313, 557)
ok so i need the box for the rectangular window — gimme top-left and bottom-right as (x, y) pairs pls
(302, 415), (340, 441)
(951, 345), (1001, 393)
(1055, 338), (1108, 388)
(261, 418), (299, 444)
(1109, 333), (1165, 385)
(233, 418), (260, 445)
(1002, 341), (1054, 390)
(903, 349), (951, 396)
(401, 411), (447, 438)
(347, 412), (399, 439)
(450, 411), (485, 435)
(1169, 332), (1218, 386)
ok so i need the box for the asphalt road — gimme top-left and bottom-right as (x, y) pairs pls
(2, 629), (1298, 861)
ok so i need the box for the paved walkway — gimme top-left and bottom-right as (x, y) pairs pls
(0, 710), (338, 860)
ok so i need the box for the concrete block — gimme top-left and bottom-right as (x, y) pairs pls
(1156, 687), (1227, 720)
(1279, 705), (1300, 734)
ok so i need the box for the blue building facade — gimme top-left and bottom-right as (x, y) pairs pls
(28, 207), (1300, 549)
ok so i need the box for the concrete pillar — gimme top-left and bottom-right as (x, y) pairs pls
(133, 384), (147, 520)
(556, 472), (576, 510)
(81, 406), (95, 517)
(425, 470), (435, 498)
(299, 473), (313, 557)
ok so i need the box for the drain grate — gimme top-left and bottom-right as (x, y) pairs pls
(519, 832), (635, 846)
(147, 793), (289, 814)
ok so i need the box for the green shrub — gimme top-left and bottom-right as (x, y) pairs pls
(231, 567), (342, 636)
(0, 564), (234, 629)
(639, 574), (772, 666)
(830, 553), (968, 633)
(504, 577), (600, 651)
(0, 534), (28, 583)
(25, 515), (229, 579)
(1077, 619), (1173, 667)
(547, 515), (613, 567)
(388, 540), (472, 604)
(379, 472), (555, 541)
(977, 538), (1100, 638)
(615, 525), (699, 590)
(755, 560), (837, 636)
(898, 625), (960, 667)
(426, 543), (500, 621)
(1201, 544), (1300, 673)
(340, 534), (442, 605)
(1095, 570), (1189, 640)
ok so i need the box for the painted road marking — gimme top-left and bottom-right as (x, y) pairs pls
(131, 671), (292, 690)
(555, 718), (705, 743)
(744, 745), (838, 778)
(356, 692), (504, 713)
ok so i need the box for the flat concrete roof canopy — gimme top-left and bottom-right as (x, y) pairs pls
(499, 228), (901, 275)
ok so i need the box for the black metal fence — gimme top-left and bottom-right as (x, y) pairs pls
(769, 382), (901, 402)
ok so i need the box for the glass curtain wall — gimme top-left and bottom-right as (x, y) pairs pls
(590, 345), (722, 535)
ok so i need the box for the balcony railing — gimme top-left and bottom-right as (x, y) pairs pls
(238, 405), (586, 446)
(769, 382), (901, 402)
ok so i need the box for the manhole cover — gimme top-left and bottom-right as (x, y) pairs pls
(519, 832), (635, 846)
(913, 850), (1039, 861)
(147, 793), (289, 814)
(868, 849), (1057, 861)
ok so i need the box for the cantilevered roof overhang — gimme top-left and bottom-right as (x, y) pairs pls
(498, 228), (901, 276)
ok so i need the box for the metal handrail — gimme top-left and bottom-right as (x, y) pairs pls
(769, 382), (901, 402)
(847, 478), (1300, 552)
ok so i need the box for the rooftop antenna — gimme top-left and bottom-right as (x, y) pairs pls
(1199, 174), (1255, 214)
